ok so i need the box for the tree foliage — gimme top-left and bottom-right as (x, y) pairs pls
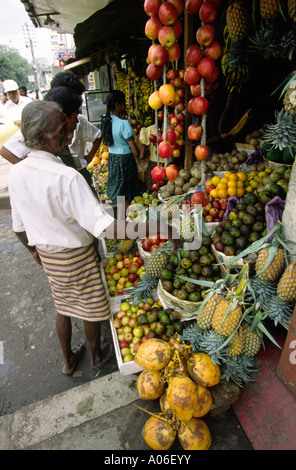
(0, 45), (35, 90)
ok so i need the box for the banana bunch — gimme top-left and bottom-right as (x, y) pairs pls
(221, 25), (249, 94)
(222, 58), (249, 93)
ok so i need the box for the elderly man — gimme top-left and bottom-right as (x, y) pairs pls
(2, 80), (32, 126)
(8, 100), (179, 375)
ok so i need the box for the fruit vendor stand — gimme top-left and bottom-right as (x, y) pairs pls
(65, 0), (296, 450)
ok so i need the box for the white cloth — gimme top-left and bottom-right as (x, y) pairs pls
(2, 114), (101, 163)
(69, 114), (101, 167)
(8, 150), (114, 252)
(2, 128), (28, 158)
(4, 96), (32, 124)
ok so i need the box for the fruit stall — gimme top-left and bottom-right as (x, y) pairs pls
(68, 0), (296, 450)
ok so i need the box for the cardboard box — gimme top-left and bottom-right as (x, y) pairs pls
(109, 304), (144, 376)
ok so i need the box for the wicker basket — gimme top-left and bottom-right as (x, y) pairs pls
(211, 243), (244, 270)
(157, 280), (201, 322)
(263, 156), (292, 171)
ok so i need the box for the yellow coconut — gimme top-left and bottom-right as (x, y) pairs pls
(159, 389), (170, 412)
(135, 338), (173, 371)
(192, 384), (213, 418)
(187, 352), (221, 387)
(142, 415), (176, 450)
(137, 370), (166, 400)
(178, 418), (212, 450)
(101, 151), (109, 160)
(166, 376), (199, 422)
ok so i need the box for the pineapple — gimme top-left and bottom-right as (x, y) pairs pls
(179, 215), (194, 242)
(117, 239), (136, 253)
(262, 109), (296, 151)
(288, 0), (296, 21)
(241, 323), (262, 357)
(146, 250), (169, 278)
(196, 293), (223, 330)
(212, 299), (242, 337)
(226, 1), (249, 42)
(255, 247), (285, 282)
(227, 328), (244, 357)
(247, 277), (277, 308)
(260, 0), (279, 18)
(277, 261), (296, 303)
(264, 296), (294, 328)
(283, 77), (296, 117)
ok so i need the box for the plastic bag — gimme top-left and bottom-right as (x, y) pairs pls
(265, 196), (285, 241)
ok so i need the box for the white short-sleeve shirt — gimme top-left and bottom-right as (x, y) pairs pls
(8, 150), (114, 252)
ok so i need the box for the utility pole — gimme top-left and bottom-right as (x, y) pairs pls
(22, 23), (40, 99)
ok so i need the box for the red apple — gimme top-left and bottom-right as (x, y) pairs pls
(168, 0), (185, 16)
(188, 98), (195, 114)
(167, 69), (178, 80)
(166, 128), (177, 144)
(190, 83), (202, 97)
(128, 262), (139, 274)
(151, 44), (169, 66)
(170, 116), (179, 127)
(157, 110), (164, 120)
(128, 273), (137, 283)
(172, 19), (182, 39)
(199, 1), (218, 23)
(196, 24), (215, 47)
(184, 66), (200, 86)
(173, 76), (183, 88)
(149, 245), (159, 254)
(149, 235), (160, 245)
(158, 25), (176, 48)
(188, 124), (203, 141)
(177, 88), (185, 98)
(145, 17), (162, 40)
(195, 145), (210, 161)
(209, 207), (219, 218)
(136, 257), (144, 266)
(147, 44), (158, 63)
(165, 163), (179, 181)
(219, 199), (228, 211)
(119, 340), (129, 349)
(205, 66), (219, 83)
(212, 199), (220, 209)
(158, 1), (178, 25)
(158, 140), (172, 159)
(167, 41), (181, 62)
(186, 44), (203, 66)
(152, 182), (160, 191)
(146, 64), (163, 82)
(218, 209), (225, 219)
(204, 215), (213, 222)
(204, 41), (222, 60)
(197, 57), (216, 77)
(144, 0), (162, 17)
(185, 0), (202, 14)
(151, 164), (166, 182)
(142, 239), (152, 252)
(192, 96), (209, 115)
(172, 148), (181, 158)
(191, 191), (205, 205)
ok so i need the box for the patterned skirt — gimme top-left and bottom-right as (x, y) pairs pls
(37, 244), (110, 322)
(107, 152), (139, 203)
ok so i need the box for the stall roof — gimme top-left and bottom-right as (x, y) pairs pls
(19, 0), (113, 34)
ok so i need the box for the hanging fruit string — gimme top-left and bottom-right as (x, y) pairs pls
(154, 78), (160, 166)
(162, 63), (168, 169)
(200, 75), (207, 191)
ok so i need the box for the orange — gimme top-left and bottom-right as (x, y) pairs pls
(227, 187), (237, 197)
(211, 176), (221, 186)
(237, 172), (247, 182)
(227, 180), (237, 188)
(236, 188), (245, 198)
(218, 188), (228, 199)
(221, 177), (229, 184)
(216, 182), (227, 190)
(210, 188), (219, 198)
(236, 180), (244, 188)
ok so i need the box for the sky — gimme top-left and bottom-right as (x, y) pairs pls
(0, 0), (67, 63)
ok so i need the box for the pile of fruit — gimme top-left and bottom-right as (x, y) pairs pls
(112, 298), (184, 364)
(104, 239), (121, 254)
(212, 193), (267, 257)
(159, 237), (222, 302)
(206, 149), (249, 173)
(206, 171), (248, 199)
(87, 143), (109, 172)
(140, 234), (168, 254)
(134, 336), (220, 450)
(103, 253), (146, 296)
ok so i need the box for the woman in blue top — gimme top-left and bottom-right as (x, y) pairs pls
(101, 90), (139, 220)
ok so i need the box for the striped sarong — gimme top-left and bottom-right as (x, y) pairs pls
(37, 244), (110, 322)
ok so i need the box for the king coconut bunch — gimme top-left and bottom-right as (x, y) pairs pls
(134, 335), (222, 450)
(181, 263), (264, 388)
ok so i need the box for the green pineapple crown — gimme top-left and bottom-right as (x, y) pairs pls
(262, 108), (296, 151)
